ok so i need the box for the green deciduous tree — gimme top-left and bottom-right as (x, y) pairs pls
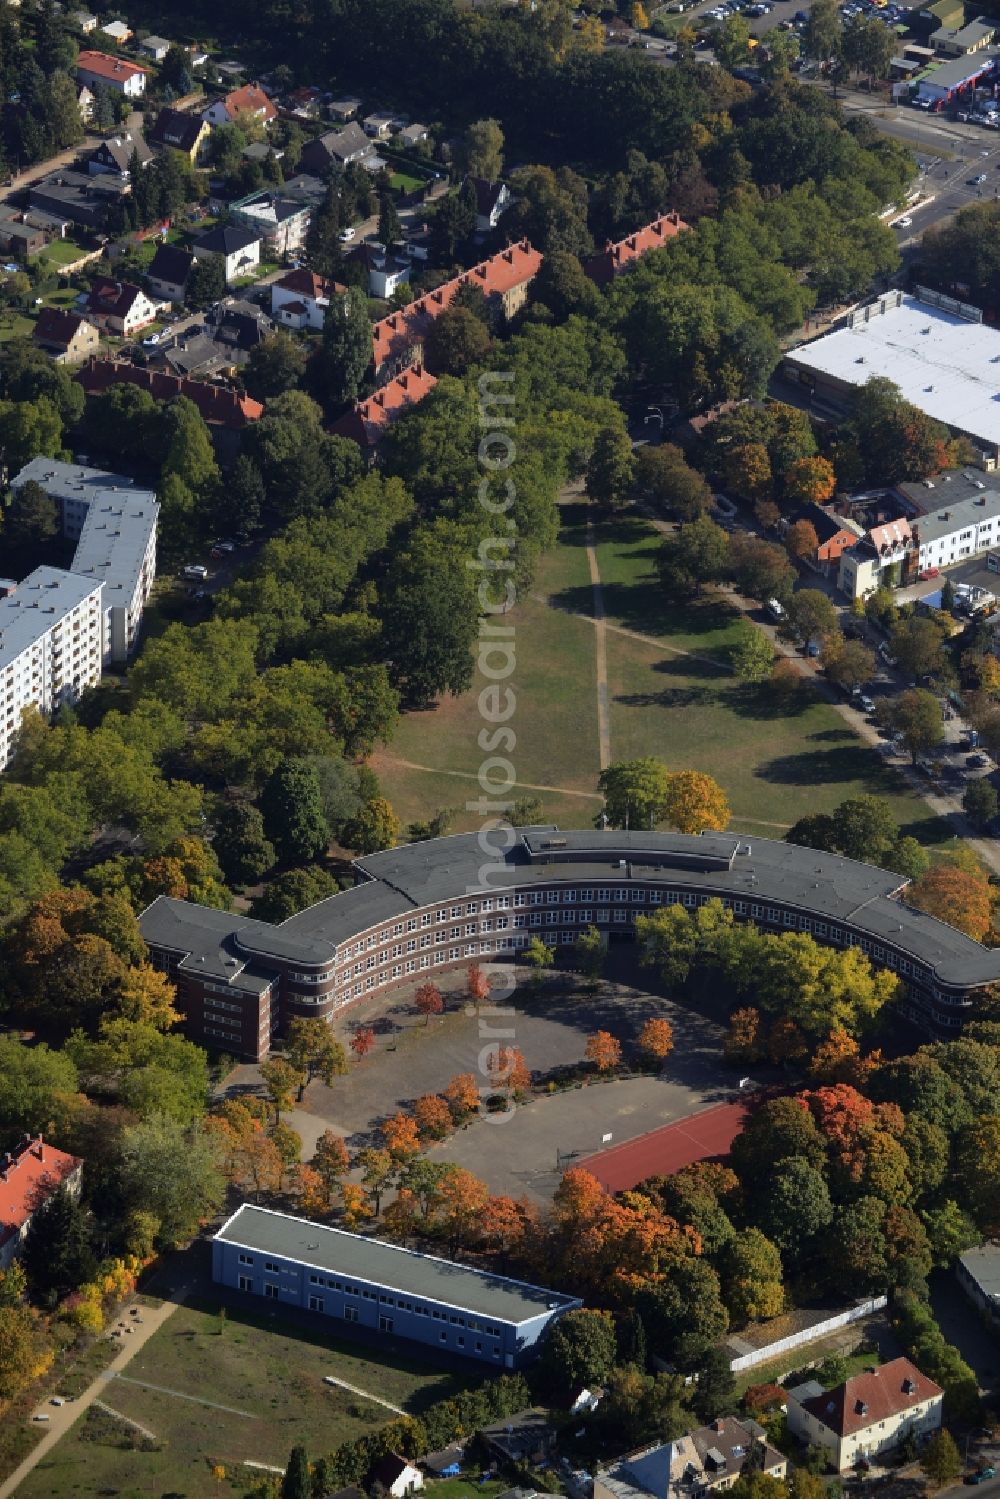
(321, 288), (371, 407)
(260, 761), (330, 866)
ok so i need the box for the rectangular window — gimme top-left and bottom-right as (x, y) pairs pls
(379, 1314), (394, 1332)
(238, 1274), (252, 1292)
(344, 1306), (358, 1323)
(309, 1295), (325, 1312)
(264, 1282), (279, 1300)
(238, 1253), (254, 1265)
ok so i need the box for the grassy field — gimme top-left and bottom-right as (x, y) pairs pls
(391, 170), (425, 193)
(372, 502), (947, 844)
(35, 237), (93, 267)
(19, 1300), (477, 1499)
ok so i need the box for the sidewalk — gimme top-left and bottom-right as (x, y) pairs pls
(0, 1294), (184, 1499)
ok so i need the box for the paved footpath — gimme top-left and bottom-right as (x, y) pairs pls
(0, 1295), (184, 1499)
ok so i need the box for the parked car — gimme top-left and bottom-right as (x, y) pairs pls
(766, 597), (785, 620)
(966, 1469), (996, 1485)
(181, 564), (208, 580)
(338, 226), (356, 242)
(859, 695), (876, 713)
(919, 567), (939, 580)
(967, 753), (989, 768)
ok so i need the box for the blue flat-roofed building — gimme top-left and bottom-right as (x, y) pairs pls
(213, 1204), (580, 1368)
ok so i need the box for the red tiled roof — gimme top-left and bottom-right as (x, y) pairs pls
(0, 1136), (82, 1252)
(222, 84), (277, 122)
(332, 363), (438, 449)
(33, 307), (92, 347)
(869, 518), (912, 551)
(371, 239), (542, 373)
(800, 1358), (942, 1438)
(76, 359), (263, 428)
(87, 276), (147, 319)
(585, 211), (690, 286)
(273, 267), (344, 302)
(76, 49), (147, 83)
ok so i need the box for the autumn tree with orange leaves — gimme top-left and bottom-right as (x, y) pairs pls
(783, 455), (836, 507)
(586, 1030), (622, 1073)
(350, 1026), (375, 1059)
(639, 1016), (674, 1063)
(785, 519), (820, 562)
(339, 1180), (373, 1230)
(414, 982), (444, 1025)
(444, 1072), (480, 1120)
(906, 862), (994, 941)
(724, 1006), (760, 1063)
(412, 1094), (453, 1140)
(467, 962), (491, 1010)
(487, 1045), (531, 1096)
(550, 1167), (697, 1300)
(663, 770), (730, 836)
(382, 1110), (421, 1160)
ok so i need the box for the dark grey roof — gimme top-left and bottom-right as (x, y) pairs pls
(280, 880), (412, 945)
(138, 894), (332, 987)
(215, 1205), (580, 1323)
(147, 242), (195, 285)
(193, 223), (261, 257)
(959, 1243), (1000, 1302)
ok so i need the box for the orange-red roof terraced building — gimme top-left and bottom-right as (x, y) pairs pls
(371, 239), (542, 383)
(585, 211), (690, 287)
(332, 363), (438, 454)
(0, 1135), (83, 1269)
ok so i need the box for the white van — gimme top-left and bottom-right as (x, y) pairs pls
(766, 598), (785, 620)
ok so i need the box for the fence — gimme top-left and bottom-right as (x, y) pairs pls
(727, 1296), (888, 1374)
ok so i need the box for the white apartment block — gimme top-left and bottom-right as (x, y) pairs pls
(786, 1358), (942, 1473)
(911, 488), (1000, 571)
(12, 460), (158, 666)
(0, 568), (103, 771)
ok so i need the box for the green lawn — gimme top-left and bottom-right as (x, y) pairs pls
(373, 504), (948, 844)
(390, 170), (425, 193)
(19, 1300), (478, 1499)
(35, 237), (93, 267)
(0, 311), (34, 342)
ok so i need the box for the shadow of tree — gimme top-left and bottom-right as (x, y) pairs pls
(754, 744), (894, 789)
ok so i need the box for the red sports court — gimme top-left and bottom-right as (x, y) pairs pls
(577, 1098), (749, 1193)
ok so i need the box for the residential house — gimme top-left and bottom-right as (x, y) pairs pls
(298, 121), (376, 174)
(73, 11), (99, 31)
(469, 178), (510, 233)
(76, 49), (147, 96)
(99, 19), (131, 43)
(352, 241), (411, 298)
(76, 358), (264, 430)
(371, 238), (542, 383)
(187, 46), (210, 69)
(483, 1410), (558, 1466)
(76, 84), (95, 122)
(203, 83), (278, 129)
(957, 1243), (1000, 1327)
(30, 170), (130, 231)
(332, 364), (437, 457)
(585, 211), (690, 286)
(0, 221), (46, 255)
(330, 96), (363, 121)
(594, 1419), (786, 1499)
(364, 110), (405, 138)
(368, 1456), (423, 1499)
(32, 307), (100, 364)
(399, 123), (430, 148)
(211, 1204), (580, 1365)
(86, 277), (159, 336)
(148, 107), (210, 162)
(838, 516), (913, 600)
(191, 223), (261, 284)
(242, 141), (283, 167)
(786, 1358), (942, 1472)
(158, 298), (274, 377)
(230, 188), (311, 256)
(146, 243), (195, 302)
(420, 1445), (465, 1479)
(279, 173), (328, 208)
(87, 129), (152, 178)
(786, 503), (865, 576)
(930, 15), (994, 53)
(137, 34), (172, 61)
(0, 1136), (84, 1269)
(270, 266), (343, 330)
(284, 85), (324, 120)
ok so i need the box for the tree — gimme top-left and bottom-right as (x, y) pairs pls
(691, 1347), (737, 1424)
(573, 926), (605, 982)
(662, 771), (730, 835)
(831, 795), (898, 864)
(587, 424), (635, 509)
(286, 1018), (347, 1096)
(785, 520), (819, 563)
(245, 334), (308, 401)
(0, 1038), (80, 1142)
(115, 964), (181, 1031)
(260, 1058), (304, 1121)
(467, 963), (491, 1010)
(413, 1094), (453, 1140)
(282, 1445), (311, 1499)
(538, 1309), (617, 1393)
(724, 1007), (761, 1063)
(525, 935), (556, 979)
(783, 456), (836, 507)
(117, 1115), (225, 1246)
(716, 13), (752, 68)
(378, 191), (403, 249)
(340, 796), (400, 854)
(379, 521), (479, 705)
(802, 0), (843, 62)
(824, 638), (875, 693)
(6, 479), (58, 550)
(0, 1305), (50, 1405)
(161, 396), (219, 496)
(890, 616), (950, 684)
(720, 1228), (785, 1325)
(312, 1131), (350, 1203)
(339, 1180), (373, 1230)
(963, 777), (998, 831)
(444, 1073), (480, 1121)
(213, 802), (276, 886)
(639, 1016), (675, 1063)
(423, 306), (492, 377)
(488, 1045), (531, 1096)
(843, 12), (895, 84)
(921, 1429), (962, 1487)
(729, 534), (796, 603)
(753, 1158), (833, 1265)
(260, 761), (329, 865)
(633, 444), (712, 520)
(460, 118), (504, 181)
(586, 1030), (622, 1072)
(21, 1186), (95, 1306)
(599, 757), (672, 829)
(784, 589), (840, 648)
(383, 1111), (421, 1160)
(188, 254), (228, 307)
(907, 863), (993, 941)
(658, 515), (729, 598)
(731, 621), (774, 684)
(321, 289), (371, 407)
(887, 690), (944, 764)
(414, 983), (444, 1025)
(351, 1027), (375, 1059)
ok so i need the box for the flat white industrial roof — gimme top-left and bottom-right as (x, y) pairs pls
(787, 294), (1000, 452)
